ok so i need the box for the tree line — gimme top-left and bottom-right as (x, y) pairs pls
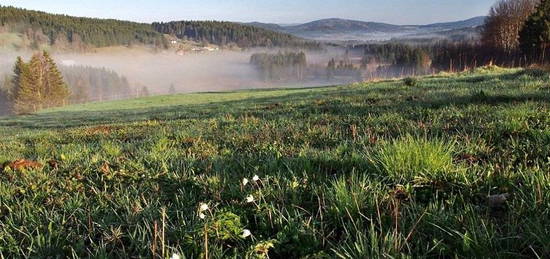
(250, 52), (308, 81)
(360, 44), (432, 73)
(326, 58), (363, 81)
(153, 21), (320, 49)
(0, 52), (70, 114)
(60, 66), (134, 104)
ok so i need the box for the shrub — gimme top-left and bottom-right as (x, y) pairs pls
(403, 77), (418, 87)
(522, 68), (549, 78)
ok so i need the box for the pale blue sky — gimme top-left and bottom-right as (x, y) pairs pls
(2, 0), (498, 24)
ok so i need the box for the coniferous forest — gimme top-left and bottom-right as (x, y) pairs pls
(153, 21), (319, 49)
(250, 52), (308, 81)
(60, 66), (133, 104)
(0, 6), (316, 50)
(0, 6), (166, 49)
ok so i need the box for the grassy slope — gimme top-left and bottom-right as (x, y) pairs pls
(0, 67), (549, 258)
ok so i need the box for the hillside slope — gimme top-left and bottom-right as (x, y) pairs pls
(153, 21), (318, 49)
(0, 6), (166, 50)
(0, 67), (548, 258)
(0, 6), (316, 51)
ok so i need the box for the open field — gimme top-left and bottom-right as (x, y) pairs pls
(0, 66), (549, 258)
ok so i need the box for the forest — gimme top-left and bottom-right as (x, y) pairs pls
(0, 6), (166, 49)
(153, 21), (319, 49)
(0, 6), (317, 50)
(250, 52), (308, 81)
(60, 66), (134, 104)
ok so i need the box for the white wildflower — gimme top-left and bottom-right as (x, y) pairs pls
(170, 253), (181, 259)
(252, 175), (260, 182)
(241, 229), (252, 238)
(199, 212), (206, 219)
(245, 194), (255, 203)
(242, 178), (249, 186)
(199, 203), (209, 212)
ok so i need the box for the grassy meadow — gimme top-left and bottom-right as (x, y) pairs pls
(0, 66), (549, 258)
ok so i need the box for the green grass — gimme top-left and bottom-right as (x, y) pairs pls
(373, 135), (457, 183)
(0, 67), (549, 258)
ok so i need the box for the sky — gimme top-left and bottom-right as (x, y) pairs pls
(1, 0), (498, 24)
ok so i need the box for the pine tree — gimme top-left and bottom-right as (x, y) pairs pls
(519, 0), (550, 59)
(43, 51), (70, 107)
(140, 86), (150, 97)
(12, 57), (25, 94)
(327, 58), (336, 80)
(13, 56), (41, 114)
(169, 84), (177, 95)
(0, 76), (13, 115)
(1, 75), (15, 103)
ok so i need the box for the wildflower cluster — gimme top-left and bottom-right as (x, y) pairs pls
(198, 202), (210, 220)
(241, 174), (264, 205)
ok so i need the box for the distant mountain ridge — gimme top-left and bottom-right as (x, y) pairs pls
(418, 16), (486, 30)
(286, 18), (404, 33)
(246, 16), (487, 41)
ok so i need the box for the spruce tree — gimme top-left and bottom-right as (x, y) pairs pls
(0, 76), (13, 115)
(12, 57), (25, 94)
(1, 75), (15, 106)
(13, 56), (41, 114)
(43, 51), (70, 107)
(519, 0), (550, 59)
(169, 84), (177, 95)
(140, 86), (150, 97)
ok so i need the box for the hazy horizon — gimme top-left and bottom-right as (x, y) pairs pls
(1, 0), (497, 25)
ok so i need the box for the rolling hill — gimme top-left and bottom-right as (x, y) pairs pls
(0, 5), (317, 51)
(285, 18), (405, 33)
(247, 16), (486, 41)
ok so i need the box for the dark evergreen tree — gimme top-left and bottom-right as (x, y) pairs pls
(327, 58), (336, 79)
(13, 56), (41, 114)
(519, 0), (550, 59)
(42, 51), (70, 107)
(140, 86), (150, 97)
(169, 84), (177, 95)
(0, 76), (13, 115)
